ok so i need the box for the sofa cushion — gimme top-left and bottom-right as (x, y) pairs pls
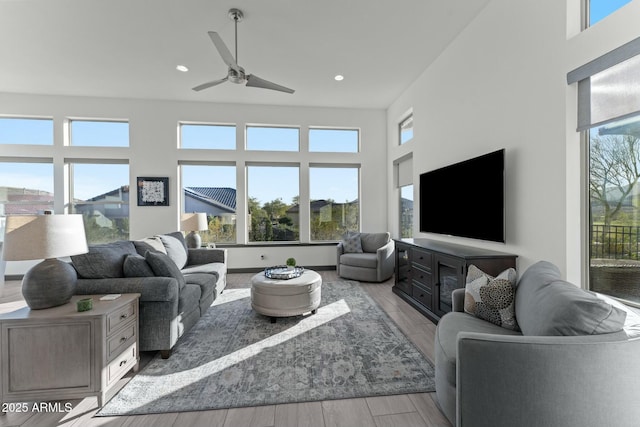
(516, 261), (627, 336)
(71, 241), (137, 279)
(158, 232), (189, 269)
(464, 265), (518, 331)
(133, 236), (167, 256)
(145, 251), (186, 291)
(178, 283), (202, 314)
(184, 273), (216, 301)
(342, 231), (363, 253)
(181, 262), (225, 282)
(360, 232), (390, 253)
(123, 254), (154, 278)
(339, 253), (378, 269)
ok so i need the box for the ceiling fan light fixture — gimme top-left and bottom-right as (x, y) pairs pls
(176, 65), (189, 72)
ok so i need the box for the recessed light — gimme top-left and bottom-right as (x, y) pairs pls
(176, 65), (189, 72)
(334, 75), (344, 81)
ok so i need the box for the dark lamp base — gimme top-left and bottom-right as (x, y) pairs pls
(22, 259), (78, 310)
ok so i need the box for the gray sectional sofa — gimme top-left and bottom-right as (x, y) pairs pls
(435, 260), (640, 427)
(71, 232), (227, 358)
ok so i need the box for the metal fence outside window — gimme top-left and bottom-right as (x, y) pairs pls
(591, 224), (640, 260)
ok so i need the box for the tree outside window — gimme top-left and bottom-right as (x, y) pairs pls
(247, 166), (299, 242)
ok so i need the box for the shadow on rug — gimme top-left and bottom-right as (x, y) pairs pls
(98, 281), (435, 416)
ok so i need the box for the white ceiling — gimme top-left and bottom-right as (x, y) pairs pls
(0, 0), (489, 109)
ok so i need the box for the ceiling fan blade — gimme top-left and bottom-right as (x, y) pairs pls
(208, 31), (240, 72)
(192, 77), (228, 92)
(246, 74), (295, 94)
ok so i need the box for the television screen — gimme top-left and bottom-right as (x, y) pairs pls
(419, 149), (505, 243)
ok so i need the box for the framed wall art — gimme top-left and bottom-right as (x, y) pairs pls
(137, 177), (169, 206)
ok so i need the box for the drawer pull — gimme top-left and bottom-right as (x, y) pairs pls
(120, 336), (127, 343)
(119, 359), (128, 367)
(420, 294), (424, 298)
(120, 314), (128, 320)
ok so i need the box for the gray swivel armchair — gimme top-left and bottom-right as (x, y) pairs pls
(336, 232), (395, 282)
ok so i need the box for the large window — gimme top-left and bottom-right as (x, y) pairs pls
(569, 37), (640, 304)
(0, 117), (53, 145)
(70, 120), (129, 147)
(588, 0), (632, 26)
(588, 117), (640, 304)
(0, 161), (54, 216)
(247, 165), (299, 242)
(309, 128), (359, 153)
(181, 164), (237, 244)
(400, 185), (414, 238)
(246, 126), (299, 151)
(180, 124), (236, 150)
(70, 163), (129, 243)
(309, 167), (359, 241)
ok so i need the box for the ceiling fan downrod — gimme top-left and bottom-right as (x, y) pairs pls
(228, 8), (243, 63)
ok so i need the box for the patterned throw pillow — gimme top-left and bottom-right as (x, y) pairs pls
(342, 231), (363, 253)
(464, 264), (519, 331)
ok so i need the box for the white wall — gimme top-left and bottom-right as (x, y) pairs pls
(388, 0), (568, 274)
(0, 93), (387, 272)
(387, 0), (640, 282)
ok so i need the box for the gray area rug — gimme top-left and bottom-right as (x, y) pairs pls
(98, 281), (435, 416)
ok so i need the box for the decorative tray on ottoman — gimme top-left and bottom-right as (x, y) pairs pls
(264, 266), (305, 280)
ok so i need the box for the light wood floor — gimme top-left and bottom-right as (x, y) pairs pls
(0, 272), (451, 427)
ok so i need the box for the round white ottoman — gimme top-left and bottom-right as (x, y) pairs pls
(251, 270), (322, 323)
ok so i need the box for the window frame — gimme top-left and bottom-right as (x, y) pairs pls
(179, 162), (238, 245)
(68, 160), (130, 244)
(399, 113), (414, 145)
(245, 125), (300, 152)
(179, 122), (237, 150)
(308, 127), (360, 153)
(0, 116), (54, 146)
(246, 163), (301, 243)
(308, 164), (361, 242)
(68, 118), (130, 147)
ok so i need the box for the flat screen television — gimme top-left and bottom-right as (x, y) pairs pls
(419, 149), (505, 243)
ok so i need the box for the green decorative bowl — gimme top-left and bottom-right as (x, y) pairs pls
(77, 298), (93, 312)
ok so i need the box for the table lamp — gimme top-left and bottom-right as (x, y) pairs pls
(181, 212), (208, 248)
(2, 214), (88, 310)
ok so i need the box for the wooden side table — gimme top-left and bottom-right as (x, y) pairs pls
(0, 293), (140, 408)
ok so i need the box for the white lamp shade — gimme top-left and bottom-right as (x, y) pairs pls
(2, 214), (88, 261)
(181, 213), (208, 232)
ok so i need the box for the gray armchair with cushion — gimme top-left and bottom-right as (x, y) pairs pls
(71, 232), (227, 358)
(336, 231), (394, 282)
(435, 261), (640, 427)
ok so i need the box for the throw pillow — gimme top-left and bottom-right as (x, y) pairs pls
(145, 251), (186, 290)
(123, 254), (154, 278)
(342, 231), (363, 253)
(133, 236), (167, 257)
(71, 241), (137, 279)
(464, 264), (519, 331)
(158, 232), (189, 269)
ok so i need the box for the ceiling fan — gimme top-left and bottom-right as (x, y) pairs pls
(192, 8), (295, 94)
